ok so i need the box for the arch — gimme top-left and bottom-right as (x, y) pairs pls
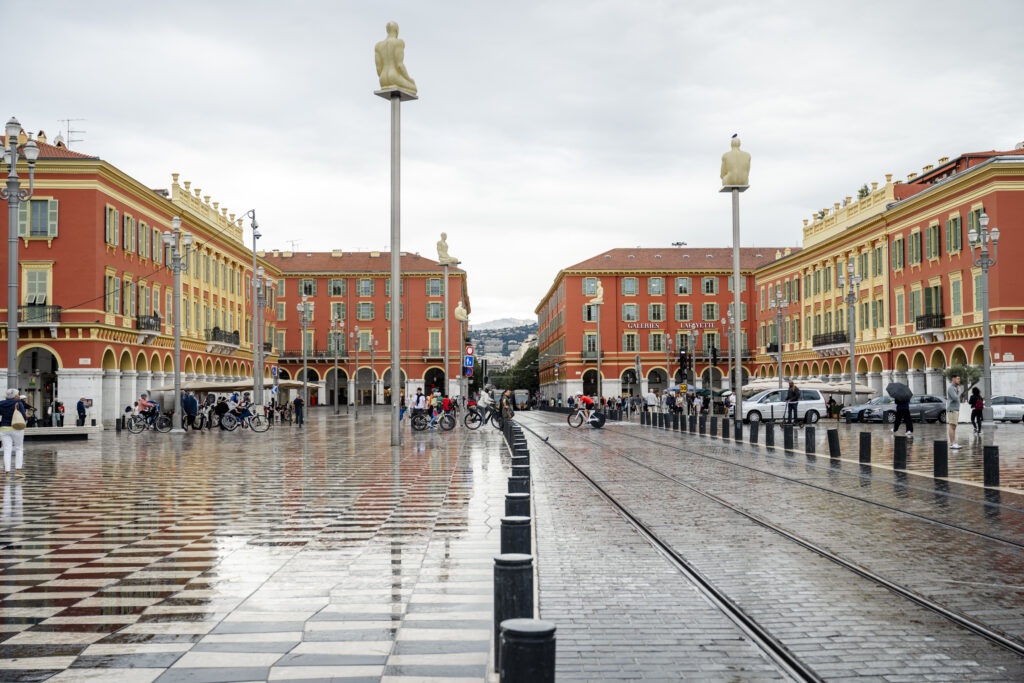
(214, 359), (223, 377)
(870, 355), (883, 373)
(298, 367), (320, 382)
(911, 351), (926, 370)
(381, 367), (406, 391)
(355, 366), (376, 405)
(895, 353), (909, 371)
(325, 367), (350, 406)
(423, 367), (445, 393)
(801, 362), (809, 376)
(231, 361), (239, 377)
(621, 368), (639, 395)
(16, 343), (64, 368)
(17, 345), (61, 421)
(971, 343), (984, 365)
(831, 359), (842, 375)
(135, 351), (148, 372)
(582, 369), (599, 396)
(928, 348), (946, 369)
(184, 356), (194, 375)
(950, 346), (968, 367)
(204, 358), (214, 376)
(101, 347), (117, 370)
(700, 366), (723, 390)
(278, 368), (291, 380)
(647, 367), (668, 393)
(857, 357), (868, 373)
(264, 365), (272, 378)
(149, 352), (161, 374)
(810, 361), (820, 376)
(119, 350), (133, 371)
(783, 363), (792, 377)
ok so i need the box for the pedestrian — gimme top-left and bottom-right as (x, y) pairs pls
(500, 389), (515, 420)
(947, 374), (962, 449)
(76, 397), (87, 427)
(968, 386), (983, 434)
(182, 389), (199, 429)
(693, 394), (703, 416)
(644, 389), (657, 413)
(293, 393), (305, 427)
(0, 389), (27, 478)
(214, 396), (231, 429)
(785, 381), (800, 424)
(412, 388), (427, 422)
(891, 387), (913, 437)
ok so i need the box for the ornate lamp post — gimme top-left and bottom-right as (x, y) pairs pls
(162, 217), (193, 432)
(968, 211), (999, 430)
(664, 334), (673, 395)
(350, 325), (360, 419)
(838, 260), (862, 404)
(369, 334), (378, 420)
(1, 118), (39, 390)
(768, 294), (788, 390)
(296, 295), (310, 409)
(253, 265), (268, 407)
(331, 317), (345, 415)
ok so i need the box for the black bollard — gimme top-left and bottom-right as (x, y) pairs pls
(493, 554), (534, 672)
(672, 413), (679, 430)
(783, 424), (794, 450)
(765, 422), (774, 447)
(500, 618), (556, 683)
(984, 446), (1000, 487)
(859, 431), (871, 462)
(699, 417), (706, 435)
(688, 414), (696, 432)
(500, 516), (531, 555)
(747, 420), (758, 444)
(508, 476), (530, 494)
(511, 464), (530, 479)
(115, 416), (122, 433)
(933, 441), (948, 478)
(827, 429), (841, 459)
(735, 419), (743, 441)
(805, 426), (816, 455)
(641, 412), (648, 426)
(722, 418), (730, 440)
(505, 492), (530, 517)
(710, 416), (718, 436)
(511, 454), (529, 467)
(894, 435), (907, 470)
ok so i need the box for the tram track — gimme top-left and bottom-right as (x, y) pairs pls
(516, 413), (1024, 669)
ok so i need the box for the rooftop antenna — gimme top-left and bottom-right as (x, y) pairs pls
(285, 239), (300, 251)
(58, 118), (86, 148)
(671, 241), (687, 247)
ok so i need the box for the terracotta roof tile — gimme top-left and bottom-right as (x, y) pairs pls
(265, 251), (463, 274)
(565, 247), (796, 272)
(31, 141), (97, 160)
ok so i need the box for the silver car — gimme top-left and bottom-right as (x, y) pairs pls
(742, 388), (826, 424)
(990, 395), (1024, 423)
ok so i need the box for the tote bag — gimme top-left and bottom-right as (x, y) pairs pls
(10, 404), (26, 430)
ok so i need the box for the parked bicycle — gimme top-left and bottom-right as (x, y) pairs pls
(219, 411), (270, 432)
(463, 404), (504, 430)
(568, 407), (606, 429)
(411, 411), (456, 432)
(127, 410), (173, 433)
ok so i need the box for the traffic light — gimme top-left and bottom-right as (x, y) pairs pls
(679, 351), (687, 369)
(711, 346), (718, 366)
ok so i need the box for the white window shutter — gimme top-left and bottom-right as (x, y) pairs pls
(48, 200), (59, 237)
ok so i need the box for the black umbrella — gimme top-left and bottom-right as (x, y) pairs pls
(886, 382), (912, 402)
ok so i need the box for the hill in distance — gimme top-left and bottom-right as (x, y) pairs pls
(471, 318), (534, 331)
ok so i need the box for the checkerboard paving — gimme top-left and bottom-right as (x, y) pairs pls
(0, 413), (508, 682)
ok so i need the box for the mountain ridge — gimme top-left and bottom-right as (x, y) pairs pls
(470, 317), (534, 331)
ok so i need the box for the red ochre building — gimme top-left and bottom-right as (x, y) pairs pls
(266, 249), (468, 406)
(0, 128), (469, 427)
(538, 142), (1024, 404)
(535, 248), (791, 400)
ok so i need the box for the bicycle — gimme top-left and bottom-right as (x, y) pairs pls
(127, 410), (173, 433)
(463, 404), (504, 431)
(220, 411), (271, 432)
(568, 407), (606, 429)
(411, 410), (456, 432)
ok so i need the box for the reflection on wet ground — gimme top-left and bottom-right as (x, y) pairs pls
(0, 412), (507, 681)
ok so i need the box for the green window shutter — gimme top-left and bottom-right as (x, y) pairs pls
(945, 220), (951, 253)
(17, 201), (28, 237)
(114, 210), (120, 245)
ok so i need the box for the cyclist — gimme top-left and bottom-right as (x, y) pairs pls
(427, 391), (443, 429)
(233, 392), (254, 425)
(137, 393), (159, 426)
(576, 392), (595, 423)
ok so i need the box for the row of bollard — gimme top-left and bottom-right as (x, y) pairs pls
(639, 406), (1001, 488)
(495, 422), (556, 682)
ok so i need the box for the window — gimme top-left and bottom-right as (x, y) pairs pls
(385, 302), (404, 320)
(22, 199), (57, 238)
(385, 277), (404, 296)
(427, 278), (442, 296)
(824, 266), (832, 292)
(357, 302), (374, 320)
(892, 238), (905, 270)
(675, 303), (691, 321)
(358, 279), (375, 296)
(908, 232), (922, 265)
(277, 279), (285, 295)
(622, 333), (638, 352)
(649, 333), (663, 351)
(105, 206), (119, 245)
(813, 270), (821, 295)
(726, 302), (748, 321)
(946, 216), (962, 253)
(727, 275), (745, 292)
(874, 246), (883, 275)
(702, 303), (718, 321)
(923, 284), (942, 315)
(330, 302), (345, 321)
(621, 277), (639, 295)
(674, 277), (691, 295)
(648, 303), (665, 321)
(622, 304), (639, 321)
(925, 224), (941, 259)
(583, 304), (597, 322)
(426, 302), (443, 319)
(24, 270), (48, 305)
(909, 290), (921, 322)
(327, 327), (345, 353)
(647, 277), (664, 295)
(428, 330), (441, 356)
(582, 277), (598, 296)
(583, 333), (597, 353)
(329, 279), (345, 296)
(703, 332), (718, 352)
(702, 277), (718, 295)
(896, 293), (905, 324)
(783, 281), (791, 302)
(951, 280), (962, 315)
(301, 279), (317, 296)
(276, 302), (285, 320)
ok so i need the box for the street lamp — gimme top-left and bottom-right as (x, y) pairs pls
(969, 211), (1000, 430)
(665, 333), (673, 394)
(768, 294), (788, 390)
(1, 118), (39, 391)
(296, 295), (310, 410)
(331, 317), (344, 415)
(162, 217), (193, 432)
(246, 211), (264, 407)
(350, 325), (360, 419)
(837, 260), (862, 405)
(369, 334), (378, 420)
(724, 310), (736, 391)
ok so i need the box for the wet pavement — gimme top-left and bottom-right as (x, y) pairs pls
(519, 410), (1024, 681)
(0, 412), (508, 682)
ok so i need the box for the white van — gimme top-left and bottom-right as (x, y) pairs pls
(741, 388), (826, 424)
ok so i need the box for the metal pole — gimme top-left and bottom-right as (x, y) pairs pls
(595, 303), (602, 400)
(443, 263), (449, 399)
(334, 324), (340, 415)
(354, 330), (359, 419)
(731, 188), (743, 419)
(171, 237), (184, 433)
(776, 306), (783, 390)
(980, 249), (993, 430)
(849, 292), (856, 404)
(302, 315), (308, 410)
(371, 338), (375, 420)
(388, 93), (402, 446)
(251, 226), (261, 407)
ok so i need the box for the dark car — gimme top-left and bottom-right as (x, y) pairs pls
(862, 394), (947, 423)
(840, 396), (893, 422)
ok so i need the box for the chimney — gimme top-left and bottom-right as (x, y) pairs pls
(784, 247), (792, 256)
(331, 249), (343, 257)
(939, 156), (950, 164)
(37, 130), (47, 144)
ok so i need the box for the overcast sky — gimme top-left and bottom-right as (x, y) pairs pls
(19, 0), (1023, 323)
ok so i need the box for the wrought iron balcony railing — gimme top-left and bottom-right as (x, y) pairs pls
(812, 331), (848, 347)
(136, 315), (162, 332)
(915, 313), (945, 331)
(205, 327), (240, 346)
(18, 305), (61, 324)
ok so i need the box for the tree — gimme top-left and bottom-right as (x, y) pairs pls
(943, 364), (982, 398)
(857, 183), (871, 199)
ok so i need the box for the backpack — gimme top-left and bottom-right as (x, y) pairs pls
(971, 395), (983, 410)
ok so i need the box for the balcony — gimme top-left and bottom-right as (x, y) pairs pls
(263, 341), (273, 354)
(811, 331), (848, 357)
(18, 305), (60, 337)
(135, 315), (162, 343)
(205, 327), (240, 354)
(581, 350), (605, 361)
(279, 347), (346, 361)
(915, 313), (946, 342)
(766, 342), (779, 354)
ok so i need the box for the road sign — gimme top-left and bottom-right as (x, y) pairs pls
(271, 386), (279, 395)
(466, 367), (474, 377)
(271, 366), (278, 377)
(465, 345), (474, 356)
(464, 356), (474, 368)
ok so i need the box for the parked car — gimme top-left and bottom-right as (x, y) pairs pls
(990, 395), (1024, 423)
(840, 396), (893, 423)
(862, 394), (947, 423)
(742, 388), (826, 424)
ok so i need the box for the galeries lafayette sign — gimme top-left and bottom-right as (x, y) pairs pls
(626, 322), (718, 330)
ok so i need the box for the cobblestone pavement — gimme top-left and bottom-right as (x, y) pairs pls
(606, 409), (1024, 490)
(519, 411), (1024, 681)
(0, 412), (508, 682)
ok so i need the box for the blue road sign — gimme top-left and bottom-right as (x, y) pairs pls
(464, 356), (474, 367)
(466, 367), (474, 377)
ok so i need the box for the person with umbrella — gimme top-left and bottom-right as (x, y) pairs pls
(886, 382), (913, 437)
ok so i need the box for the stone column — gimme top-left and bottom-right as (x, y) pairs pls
(136, 371), (153, 406)
(347, 378), (355, 405)
(119, 371), (137, 413)
(925, 368), (944, 397)
(867, 371), (882, 397)
(908, 368), (926, 395)
(57, 368), (104, 427)
(603, 378), (622, 399)
(102, 369), (120, 428)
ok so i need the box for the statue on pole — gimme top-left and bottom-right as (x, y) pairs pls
(454, 300), (468, 322)
(720, 134), (751, 187)
(436, 232), (459, 265)
(588, 280), (604, 305)
(375, 21), (417, 95)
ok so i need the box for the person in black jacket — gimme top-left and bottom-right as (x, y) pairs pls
(785, 381), (800, 424)
(213, 396), (231, 429)
(77, 398), (87, 427)
(0, 389), (27, 477)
